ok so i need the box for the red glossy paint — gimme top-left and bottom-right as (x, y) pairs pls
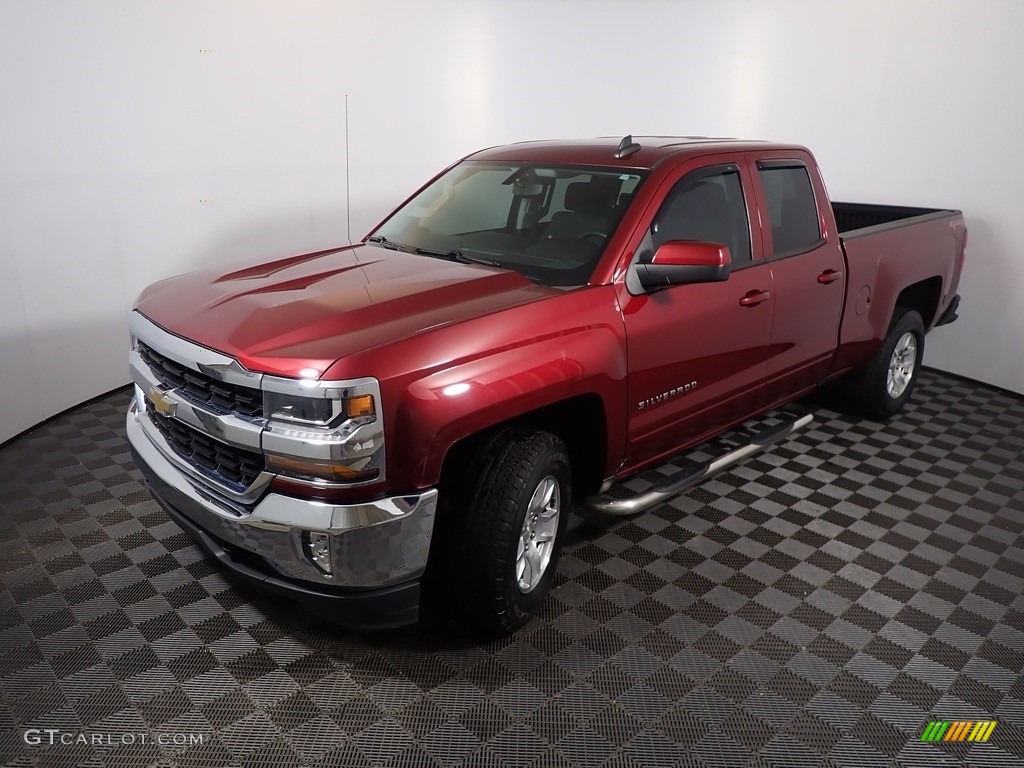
(135, 246), (557, 378)
(133, 137), (965, 496)
(652, 241), (731, 268)
(832, 213), (966, 373)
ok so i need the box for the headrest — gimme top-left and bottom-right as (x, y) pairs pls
(564, 181), (613, 215)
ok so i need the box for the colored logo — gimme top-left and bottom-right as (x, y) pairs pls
(148, 390), (176, 417)
(920, 721), (996, 743)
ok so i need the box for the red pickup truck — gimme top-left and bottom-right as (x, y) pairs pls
(126, 136), (966, 634)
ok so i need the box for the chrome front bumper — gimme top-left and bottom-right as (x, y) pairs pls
(126, 400), (437, 591)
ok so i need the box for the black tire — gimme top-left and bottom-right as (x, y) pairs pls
(447, 428), (571, 636)
(845, 307), (925, 419)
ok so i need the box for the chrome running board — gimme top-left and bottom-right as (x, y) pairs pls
(584, 411), (814, 516)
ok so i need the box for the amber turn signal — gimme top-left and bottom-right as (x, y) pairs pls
(346, 394), (375, 419)
(266, 454), (379, 482)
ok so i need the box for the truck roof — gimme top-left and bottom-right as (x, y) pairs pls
(470, 136), (807, 169)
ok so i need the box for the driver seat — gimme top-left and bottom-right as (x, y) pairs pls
(543, 180), (616, 240)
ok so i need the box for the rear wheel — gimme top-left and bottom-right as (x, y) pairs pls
(447, 428), (571, 636)
(845, 307), (925, 419)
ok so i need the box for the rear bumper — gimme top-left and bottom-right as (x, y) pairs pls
(935, 294), (961, 326)
(127, 401), (436, 629)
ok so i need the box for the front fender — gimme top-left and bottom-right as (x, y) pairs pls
(391, 324), (627, 490)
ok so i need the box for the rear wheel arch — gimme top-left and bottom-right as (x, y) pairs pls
(893, 276), (943, 328)
(843, 306), (925, 419)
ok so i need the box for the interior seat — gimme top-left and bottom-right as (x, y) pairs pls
(543, 180), (617, 240)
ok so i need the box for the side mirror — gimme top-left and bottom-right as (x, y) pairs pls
(634, 240), (732, 290)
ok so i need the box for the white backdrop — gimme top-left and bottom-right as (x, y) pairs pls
(1, 0), (1021, 444)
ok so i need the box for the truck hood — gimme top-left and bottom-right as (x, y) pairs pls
(134, 244), (555, 378)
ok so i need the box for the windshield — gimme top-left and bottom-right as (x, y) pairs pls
(368, 161), (646, 286)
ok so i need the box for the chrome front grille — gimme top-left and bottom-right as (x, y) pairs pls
(130, 310), (386, 497)
(138, 342), (263, 418)
(145, 399), (264, 490)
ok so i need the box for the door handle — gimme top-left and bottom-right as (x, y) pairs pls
(818, 269), (842, 284)
(739, 290), (771, 307)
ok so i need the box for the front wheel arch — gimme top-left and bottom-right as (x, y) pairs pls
(424, 427), (572, 636)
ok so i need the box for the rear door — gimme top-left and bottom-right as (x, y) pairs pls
(617, 156), (773, 467)
(748, 152), (846, 402)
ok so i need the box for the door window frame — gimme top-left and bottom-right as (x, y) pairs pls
(617, 154), (767, 295)
(746, 151), (835, 263)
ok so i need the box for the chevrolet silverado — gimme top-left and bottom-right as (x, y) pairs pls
(126, 136), (966, 634)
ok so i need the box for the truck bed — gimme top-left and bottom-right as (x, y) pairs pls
(832, 201), (960, 237)
(831, 200), (965, 376)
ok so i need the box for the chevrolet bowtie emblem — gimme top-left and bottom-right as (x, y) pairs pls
(149, 389), (176, 417)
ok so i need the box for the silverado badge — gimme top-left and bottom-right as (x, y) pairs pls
(638, 381), (697, 410)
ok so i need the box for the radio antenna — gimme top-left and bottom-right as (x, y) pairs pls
(345, 94), (351, 244)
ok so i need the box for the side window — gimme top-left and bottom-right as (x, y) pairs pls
(650, 167), (751, 264)
(757, 163), (821, 256)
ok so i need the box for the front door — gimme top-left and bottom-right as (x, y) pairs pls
(618, 160), (773, 470)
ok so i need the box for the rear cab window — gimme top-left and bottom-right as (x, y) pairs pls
(756, 161), (823, 257)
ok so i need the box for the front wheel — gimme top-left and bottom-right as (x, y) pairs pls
(454, 429), (571, 636)
(515, 474), (562, 594)
(845, 307), (925, 419)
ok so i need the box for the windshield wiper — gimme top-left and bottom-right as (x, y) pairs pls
(366, 235), (408, 251)
(414, 247), (503, 268)
(369, 237), (502, 268)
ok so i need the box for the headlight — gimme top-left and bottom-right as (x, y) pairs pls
(263, 392), (375, 426)
(264, 392), (342, 425)
(261, 377), (383, 487)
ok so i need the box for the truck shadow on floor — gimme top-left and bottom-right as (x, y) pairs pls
(218, 393), (866, 654)
(202, 376), (940, 664)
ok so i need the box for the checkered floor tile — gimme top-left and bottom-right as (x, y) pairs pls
(1, 369), (1022, 767)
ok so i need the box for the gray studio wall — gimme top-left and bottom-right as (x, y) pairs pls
(1, 0), (1021, 444)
